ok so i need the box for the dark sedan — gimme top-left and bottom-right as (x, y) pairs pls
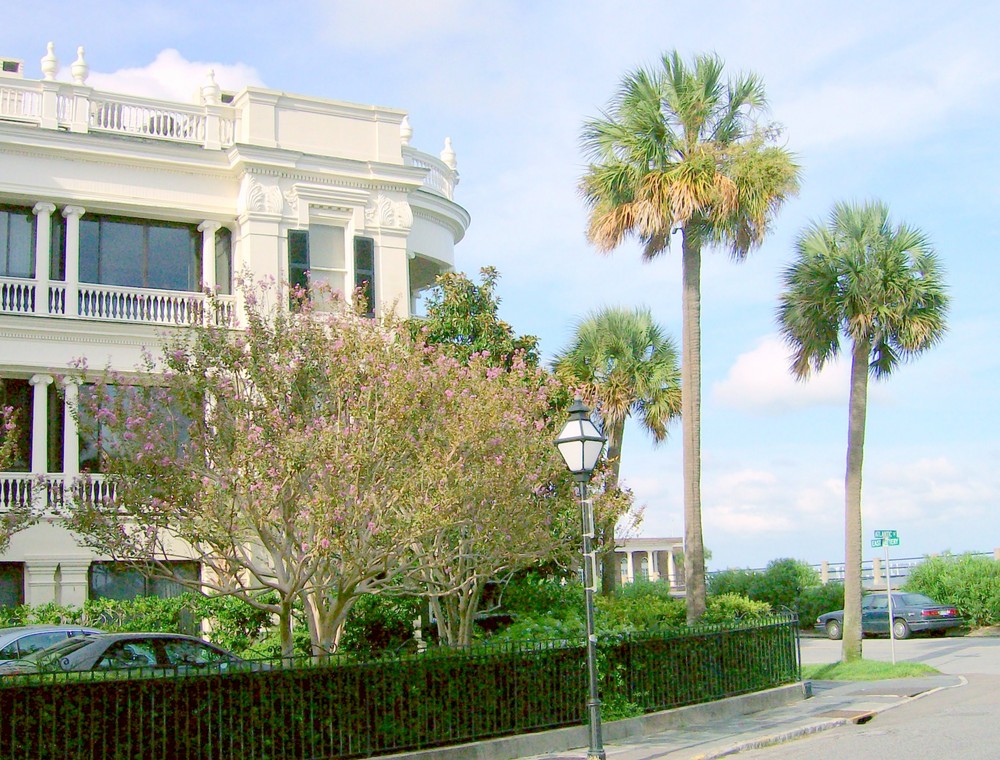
(816, 592), (963, 640)
(0, 632), (254, 675)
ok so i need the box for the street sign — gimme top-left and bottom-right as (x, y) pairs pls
(888, 538), (900, 546)
(871, 539), (882, 547)
(873, 530), (898, 539)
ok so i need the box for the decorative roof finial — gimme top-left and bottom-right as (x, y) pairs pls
(400, 115), (412, 146)
(71, 47), (89, 85)
(41, 42), (59, 81)
(440, 137), (457, 170)
(201, 69), (221, 105)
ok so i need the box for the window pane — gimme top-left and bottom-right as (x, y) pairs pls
(47, 383), (63, 472)
(0, 207), (34, 278)
(148, 224), (199, 291)
(0, 563), (25, 608)
(288, 230), (310, 294)
(0, 379), (31, 472)
(214, 228), (232, 295)
(79, 218), (100, 284)
(309, 225), (346, 270)
(19, 632), (66, 656)
(49, 213), (66, 281)
(99, 220), (144, 288)
(89, 562), (146, 600)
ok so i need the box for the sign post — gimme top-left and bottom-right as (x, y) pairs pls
(872, 530), (900, 664)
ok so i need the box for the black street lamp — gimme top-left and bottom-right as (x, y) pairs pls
(555, 397), (607, 760)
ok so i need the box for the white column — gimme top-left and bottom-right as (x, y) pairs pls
(63, 380), (80, 479)
(198, 221), (221, 292)
(24, 559), (60, 605)
(626, 552), (635, 584)
(646, 550), (656, 581)
(28, 374), (53, 475)
(62, 206), (85, 317)
(32, 203), (55, 315)
(667, 551), (676, 590)
(58, 559), (91, 606)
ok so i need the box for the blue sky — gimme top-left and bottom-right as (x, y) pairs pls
(5, 2), (999, 570)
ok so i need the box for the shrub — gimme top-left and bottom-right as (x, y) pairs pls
(797, 582), (845, 628)
(196, 594), (275, 654)
(905, 554), (1000, 627)
(499, 571), (583, 618)
(707, 568), (755, 598)
(339, 595), (422, 657)
(701, 593), (771, 623)
(597, 588), (686, 632)
(749, 558), (820, 614)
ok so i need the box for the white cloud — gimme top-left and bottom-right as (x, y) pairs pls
(85, 49), (263, 103)
(713, 336), (849, 412)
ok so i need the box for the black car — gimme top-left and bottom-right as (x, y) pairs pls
(0, 632), (257, 675)
(816, 592), (963, 640)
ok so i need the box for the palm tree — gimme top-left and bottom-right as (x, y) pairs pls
(581, 51), (800, 621)
(777, 199), (948, 662)
(554, 305), (681, 594)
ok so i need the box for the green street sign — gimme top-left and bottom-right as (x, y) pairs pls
(874, 530), (898, 539)
(871, 539), (883, 547)
(888, 538), (900, 546)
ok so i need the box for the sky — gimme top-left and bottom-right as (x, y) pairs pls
(4, 1), (999, 571)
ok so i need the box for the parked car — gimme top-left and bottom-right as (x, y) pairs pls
(0, 625), (104, 666)
(0, 632), (258, 675)
(816, 592), (963, 640)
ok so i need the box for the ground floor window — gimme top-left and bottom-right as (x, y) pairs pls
(88, 560), (200, 601)
(0, 562), (25, 608)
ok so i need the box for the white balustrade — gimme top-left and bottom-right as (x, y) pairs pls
(403, 147), (457, 199)
(0, 277), (36, 314)
(0, 82), (41, 121)
(0, 473), (113, 513)
(77, 283), (235, 326)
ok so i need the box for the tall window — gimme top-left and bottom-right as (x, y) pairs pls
(0, 206), (34, 279)
(286, 229), (376, 315)
(0, 563), (25, 608)
(0, 378), (31, 472)
(214, 227), (232, 295)
(49, 212), (66, 281)
(80, 215), (201, 292)
(354, 237), (375, 317)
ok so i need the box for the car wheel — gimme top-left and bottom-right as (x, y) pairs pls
(826, 620), (843, 640)
(892, 619), (911, 639)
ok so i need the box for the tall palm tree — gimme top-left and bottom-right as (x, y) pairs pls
(554, 305), (681, 594)
(581, 51), (800, 621)
(777, 200), (948, 662)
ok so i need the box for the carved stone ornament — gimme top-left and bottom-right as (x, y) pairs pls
(240, 175), (284, 215)
(364, 193), (413, 230)
(283, 188), (299, 215)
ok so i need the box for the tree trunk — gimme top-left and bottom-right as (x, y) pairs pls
(600, 419), (626, 596)
(278, 598), (295, 662)
(681, 231), (706, 624)
(842, 338), (870, 662)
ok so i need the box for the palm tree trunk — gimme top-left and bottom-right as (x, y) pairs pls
(600, 419), (626, 596)
(681, 231), (706, 623)
(842, 338), (870, 662)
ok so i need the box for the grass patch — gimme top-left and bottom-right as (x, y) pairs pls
(803, 659), (939, 681)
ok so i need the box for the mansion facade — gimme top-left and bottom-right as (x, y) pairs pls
(0, 44), (469, 608)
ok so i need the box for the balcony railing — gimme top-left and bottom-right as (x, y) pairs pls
(0, 77), (235, 149)
(0, 473), (113, 512)
(402, 146), (458, 200)
(0, 275), (235, 327)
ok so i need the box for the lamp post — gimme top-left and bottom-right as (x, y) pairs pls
(555, 397), (607, 760)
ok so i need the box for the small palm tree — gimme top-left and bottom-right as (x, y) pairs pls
(554, 305), (681, 594)
(777, 199), (948, 662)
(581, 51), (800, 621)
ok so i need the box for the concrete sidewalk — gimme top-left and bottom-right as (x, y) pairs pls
(389, 675), (964, 760)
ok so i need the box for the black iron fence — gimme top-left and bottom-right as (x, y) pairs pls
(0, 614), (799, 759)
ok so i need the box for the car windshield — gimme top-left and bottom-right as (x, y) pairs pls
(24, 636), (96, 668)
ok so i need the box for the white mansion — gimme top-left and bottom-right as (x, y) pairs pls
(0, 44), (469, 608)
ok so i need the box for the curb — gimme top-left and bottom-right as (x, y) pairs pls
(380, 682), (808, 760)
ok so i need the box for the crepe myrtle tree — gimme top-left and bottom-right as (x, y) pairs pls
(0, 405), (36, 552)
(67, 282), (450, 657)
(404, 351), (586, 646)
